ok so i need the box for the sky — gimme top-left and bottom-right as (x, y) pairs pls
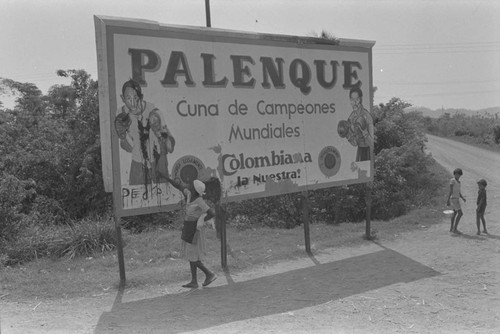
(1, 0), (499, 111)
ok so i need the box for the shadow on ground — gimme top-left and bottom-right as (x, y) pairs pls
(94, 247), (439, 333)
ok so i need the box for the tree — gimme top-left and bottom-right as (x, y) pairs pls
(47, 85), (76, 119)
(0, 78), (48, 128)
(0, 71), (109, 224)
(372, 97), (426, 154)
(54, 69), (108, 217)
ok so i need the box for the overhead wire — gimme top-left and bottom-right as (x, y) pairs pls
(1, 69), (98, 84)
(377, 89), (500, 100)
(3, 41), (498, 84)
(377, 79), (500, 86)
(375, 42), (500, 54)
(372, 41), (500, 104)
(2, 41), (499, 105)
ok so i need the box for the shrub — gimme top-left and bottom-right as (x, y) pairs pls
(0, 173), (36, 243)
(493, 125), (500, 144)
(226, 193), (303, 229)
(57, 219), (117, 259)
(121, 211), (180, 233)
(310, 185), (367, 224)
(454, 128), (472, 137)
(427, 112), (500, 148)
(371, 142), (435, 220)
(24, 195), (69, 226)
(1, 217), (117, 265)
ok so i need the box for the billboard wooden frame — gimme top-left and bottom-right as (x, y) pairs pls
(95, 15), (375, 218)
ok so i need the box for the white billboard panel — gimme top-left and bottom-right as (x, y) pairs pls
(95, 16), (375, 217)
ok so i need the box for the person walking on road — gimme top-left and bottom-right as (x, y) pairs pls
(167, 177), (217, 288)
(446, 168), (466, 234)
(476, 179), (488, 235)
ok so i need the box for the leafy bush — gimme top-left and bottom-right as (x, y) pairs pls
(426, 112), (500, 148)
(310, 185), (366, 224)
(225, 193), (303, 229)
(0, 173), (36, 243)
(454, 128), (472, 137)
(1, 72), (109, 224)
(493, 125), (500, 144)
(373, 98), (426, 154)
(121, 211), (180, 233)
(372, 142), (435, 219)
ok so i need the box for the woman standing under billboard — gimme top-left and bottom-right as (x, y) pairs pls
(167, 176), (217, 288)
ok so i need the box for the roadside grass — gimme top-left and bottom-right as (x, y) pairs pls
(0, 164), (450, 302)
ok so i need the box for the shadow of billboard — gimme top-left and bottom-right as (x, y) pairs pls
(94, 247), (439, 333)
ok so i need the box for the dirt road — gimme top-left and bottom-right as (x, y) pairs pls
(1, 136), (499, 333)
(426, 134), (500, 208)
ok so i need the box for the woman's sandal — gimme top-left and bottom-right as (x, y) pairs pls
(202, 273), (217, 287)
(182, 282), (199, 288)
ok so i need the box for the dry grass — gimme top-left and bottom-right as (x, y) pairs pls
(0, 212), (446, 301)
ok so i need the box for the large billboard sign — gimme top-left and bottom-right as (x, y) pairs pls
(95, 16), (375, 217)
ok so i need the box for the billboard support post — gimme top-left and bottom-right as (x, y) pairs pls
(302, 191), (312, 255)
(216, 203), (228, 269)
(114, 215), (126, 288)
(365, 183), (372, 240)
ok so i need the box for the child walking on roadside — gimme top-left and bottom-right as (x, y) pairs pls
(446, 168), (466, 233)
(476, 179), (488, 235)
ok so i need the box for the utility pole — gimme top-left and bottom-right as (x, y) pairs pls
(205, 0), (211, 27)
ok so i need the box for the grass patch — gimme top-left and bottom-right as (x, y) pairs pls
(1, 218), (117, 266)
(0, 163), (450, 302)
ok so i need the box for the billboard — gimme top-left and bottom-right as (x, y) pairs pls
(95, 16), (375, 217)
